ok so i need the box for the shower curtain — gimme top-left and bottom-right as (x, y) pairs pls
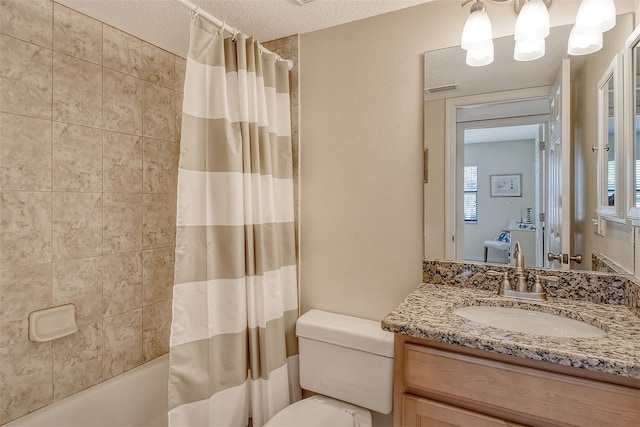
(168, 16), (300, 427)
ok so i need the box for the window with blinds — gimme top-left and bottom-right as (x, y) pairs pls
(607, 160), (615, 203)
(607, 160), (640, 206)
(464, 165), (478, 222)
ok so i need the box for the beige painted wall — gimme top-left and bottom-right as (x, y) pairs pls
(299, 1), (638, 321)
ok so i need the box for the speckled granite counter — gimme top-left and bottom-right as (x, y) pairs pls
(381, 283), (640, 379)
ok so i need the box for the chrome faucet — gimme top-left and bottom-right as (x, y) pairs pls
(486, 241), (558, 301)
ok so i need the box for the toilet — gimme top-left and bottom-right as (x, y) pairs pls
(265, 309), (394, 427)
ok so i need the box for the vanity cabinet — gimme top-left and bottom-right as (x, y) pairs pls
(401, 395), (522, 427)
(393, 335), (640, 427)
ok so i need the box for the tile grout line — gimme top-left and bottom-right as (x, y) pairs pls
(100, 18), (106, 384)
(50, 1), (55, 403)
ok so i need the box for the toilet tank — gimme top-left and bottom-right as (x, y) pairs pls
(296, 310), (394, 414)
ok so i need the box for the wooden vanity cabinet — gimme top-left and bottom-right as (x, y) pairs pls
(402, 395), (523, 427)
(393, 335), (640, 427)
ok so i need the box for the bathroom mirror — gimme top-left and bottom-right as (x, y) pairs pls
(595, 53), (623, 220)
(424, 17), (636, 275)
(625, 25), (640, 225)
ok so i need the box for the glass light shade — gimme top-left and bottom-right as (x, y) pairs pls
(461, 10), (492, 51)
(514, 0), (550, 42)
(466, 42), (494, 67)
(575, 0), (616, 33)
(567, 25), (603, 55)
(514, 39), (545, 61)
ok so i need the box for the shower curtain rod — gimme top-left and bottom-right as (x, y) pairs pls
(173, 0), (293, 70)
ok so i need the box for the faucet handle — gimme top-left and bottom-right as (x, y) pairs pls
(533, 274), (558, 294)
(487, 270), (511, 294)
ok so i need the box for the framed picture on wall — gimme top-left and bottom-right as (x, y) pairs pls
(490, 174), (522, 197)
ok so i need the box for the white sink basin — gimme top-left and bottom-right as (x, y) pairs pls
(453, 306), (606, 338)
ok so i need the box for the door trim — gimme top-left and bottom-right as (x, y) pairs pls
(444, 86), (551, 260)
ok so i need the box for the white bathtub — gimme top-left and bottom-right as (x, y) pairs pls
(6, 354), (168, 427)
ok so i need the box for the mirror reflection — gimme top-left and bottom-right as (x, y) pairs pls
(624, 25), (640, 225)
(459, 104), (547, 268)
(636, 43), (640, 208)
(605, 75), (615, 207)
(424, 16), (636, 275)
(596, 53), (620, 219)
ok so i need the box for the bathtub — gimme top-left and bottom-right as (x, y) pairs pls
(6, 354), (168, 427)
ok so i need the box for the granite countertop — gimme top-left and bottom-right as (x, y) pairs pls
(381, 283), (640, 379)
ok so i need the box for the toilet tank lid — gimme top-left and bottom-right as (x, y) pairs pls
(296, 310), (394, 357)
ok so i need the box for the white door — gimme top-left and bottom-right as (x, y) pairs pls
(534, 124), (545, 267)
(545, 59), (572, 269)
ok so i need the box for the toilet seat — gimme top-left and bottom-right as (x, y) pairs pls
(265, 396), (371, 427)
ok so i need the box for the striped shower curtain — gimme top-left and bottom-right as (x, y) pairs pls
(168, 16), (300, 427)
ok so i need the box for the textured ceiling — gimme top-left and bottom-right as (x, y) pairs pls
(57, 0), (432, 57)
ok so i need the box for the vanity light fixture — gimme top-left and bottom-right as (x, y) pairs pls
(513, 0), (549, 61)
(567, 25), (603, 55)
(466, 42), (495, 66)
(568, 0), (615, 55)
(574, 0), (616, 33)
(514, 38), (546, 61)
(461, 0), (494, 66)
(460, 0), (617, 65)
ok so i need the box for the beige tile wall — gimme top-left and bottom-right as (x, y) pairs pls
(0, 0), (183, 423)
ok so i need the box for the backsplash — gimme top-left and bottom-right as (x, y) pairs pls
(592, 253), (631, 274)
(0, 1), (181, 423)
(625, 278), (640, 317)
(423, 259), (640, 312)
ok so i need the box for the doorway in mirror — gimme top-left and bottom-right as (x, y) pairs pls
(459, 106), (546, 268)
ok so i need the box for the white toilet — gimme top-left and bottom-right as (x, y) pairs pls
(265, 309), (394, 427)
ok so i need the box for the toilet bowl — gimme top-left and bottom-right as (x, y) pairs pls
(264, 310), (394, 427)
(266, 396), (371, 427)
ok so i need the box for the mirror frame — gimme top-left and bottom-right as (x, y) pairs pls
(625, 25), (640, 225)
(595, 52), (624, 221)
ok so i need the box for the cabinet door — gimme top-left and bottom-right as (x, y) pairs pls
(595, 53), (624, 220)
(402, 395), (522, 427)
(404, 344), (640, 426)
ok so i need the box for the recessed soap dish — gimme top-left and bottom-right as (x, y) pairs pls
(29, 304), (78, 342)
